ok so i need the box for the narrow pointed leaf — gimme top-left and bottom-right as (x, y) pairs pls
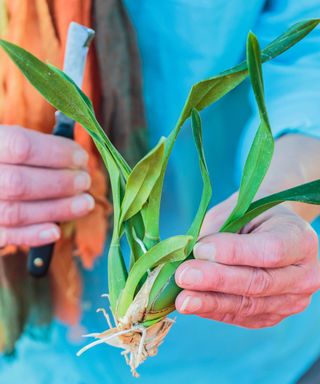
(221, 32), (274, 230)
(0, 39), (131, 179)
(173, 19), (320, 131)
(222, 179), (320, 233)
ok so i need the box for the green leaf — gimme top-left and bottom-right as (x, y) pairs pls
(108, 241), (128, 313)
(222, 179), (320, 233)
(125, 214), (146, 267)
(0, 38), (134, 316)
(148, 19), (320, 239)
(145, 261), (179, 320)
(147, 109), (212, 317)
(221, 32), (274, 230)
(103, 153), (128, 312)
(173, 19), (320, 131)
(0, 39), (131, 179)
(120, 138), (165, 224)
(142, 178), (163, 249)
(116, 235), (192, 318)
(186, 109), (212, 251)
(144, 20), (318, 319)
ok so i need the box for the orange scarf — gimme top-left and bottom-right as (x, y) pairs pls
(0, 0), (111, 325)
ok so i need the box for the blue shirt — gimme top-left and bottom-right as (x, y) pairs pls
(1, 1), (320, 383)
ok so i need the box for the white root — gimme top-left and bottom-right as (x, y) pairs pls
(137, 326), (147, 364)
(101, 293), (117, 325)
(97, 308), (114, 329)
(76, 326), (139, 357)
(132, 230), (148, 254)
(82, 333), (100, 338)
(77, 266), (174, 376)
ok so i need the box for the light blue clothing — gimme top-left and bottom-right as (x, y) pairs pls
(1, 1), (320, 383)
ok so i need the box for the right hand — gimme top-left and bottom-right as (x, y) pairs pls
(0, 125), (95, 247)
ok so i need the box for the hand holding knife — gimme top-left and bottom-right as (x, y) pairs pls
(27, 22), (95, 278)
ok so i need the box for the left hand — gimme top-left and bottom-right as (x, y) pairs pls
(175, 196), (320, 328)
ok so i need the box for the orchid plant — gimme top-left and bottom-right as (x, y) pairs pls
(1, 19), (320, 377)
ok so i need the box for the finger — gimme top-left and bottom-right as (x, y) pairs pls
(176, 290), (311, 317)
(175, 259), (320, 296)
(194, 215), (317, 268)
(0, 193), (95, 226)
(0, 223), (61, 247)
(0, 125), (88, 169)
(200, 193), (237, 236)
(198, 311), (284, 329)
(0, 164), (91, 201)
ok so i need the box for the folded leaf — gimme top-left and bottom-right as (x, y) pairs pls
(116, 235), (192, 318)
(120, 138), (165, 224)
(187, 109), (212, 250)
(221, 32), (274, 230)
(223, 179), (320, 233)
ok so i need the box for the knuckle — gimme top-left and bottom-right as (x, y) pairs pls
(7, 129), (31, 163)
(1, 168), (26, 199)
(302, 225), (319, 259)
(0, 202), (23, 226)
(238, 296), (258, 317)
(303, 264), (320, 293)
(263, 235), (285, 267)
(247, 268), (273, 296)
(212, 269), (226, 291)
(228, 238), (241, 265)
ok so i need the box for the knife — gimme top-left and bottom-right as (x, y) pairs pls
(27, 22), (95, 278)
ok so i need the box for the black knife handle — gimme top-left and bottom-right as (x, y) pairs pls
(27, 118), (75, 278)
(27, 243), (55, 277)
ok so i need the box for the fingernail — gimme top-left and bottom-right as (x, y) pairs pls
(74, 173), (91, 191)
(71, 194), (95, 215)
(73, 150), (89, 167)
(177, 267), (203, 286)
(194, 241), (216, 261)
(39, 227), (60, 241)
(180, 296), (202, 312)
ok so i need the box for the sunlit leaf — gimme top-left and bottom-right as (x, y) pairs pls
(221, 32), (274, 230)
(120, 138), (165, 224)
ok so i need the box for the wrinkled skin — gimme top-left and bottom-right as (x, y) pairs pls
(175, 195), (320, 329)
(0, 125), (94, 247)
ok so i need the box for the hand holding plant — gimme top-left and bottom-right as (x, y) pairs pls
(1, 19), (320, 377)
(176, 196), (320, 328)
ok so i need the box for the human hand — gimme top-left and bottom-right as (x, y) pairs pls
(0, 125), (94, 247)
(175, 195), (320, 328)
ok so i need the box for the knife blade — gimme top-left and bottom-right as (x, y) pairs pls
(28, 22), (95, 278)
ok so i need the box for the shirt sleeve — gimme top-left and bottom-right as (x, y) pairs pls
(241, 0), (320, 158)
